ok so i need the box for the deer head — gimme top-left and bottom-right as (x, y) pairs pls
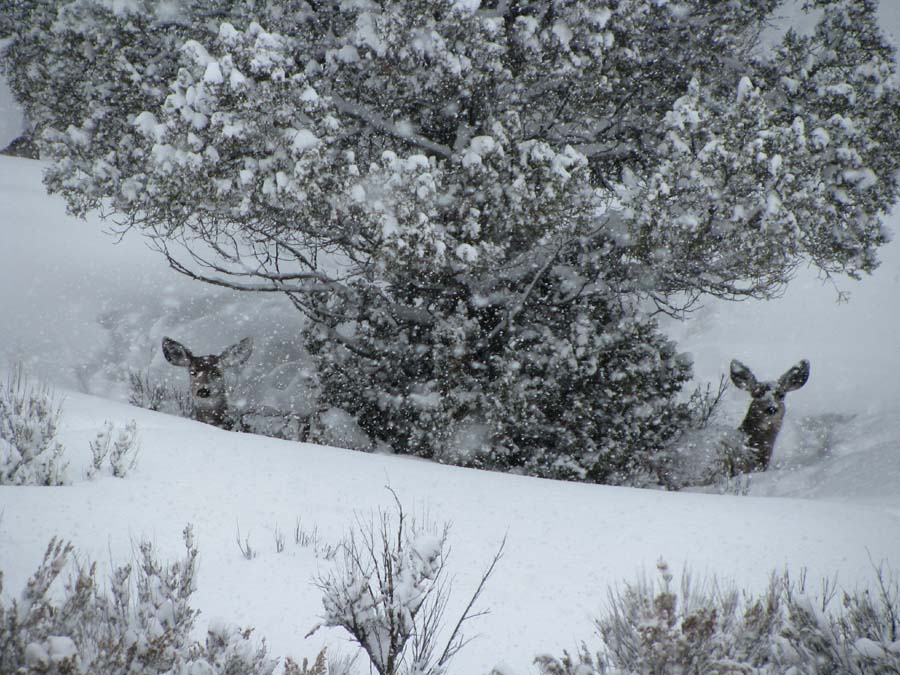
(729, 358), (810, 474)
(162, 336), (253, 430)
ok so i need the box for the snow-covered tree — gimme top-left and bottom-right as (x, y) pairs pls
(4, 0), (899, 483)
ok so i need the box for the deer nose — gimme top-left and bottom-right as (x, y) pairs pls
(197, 387), (211, 398)
(765, 405), (778, 415)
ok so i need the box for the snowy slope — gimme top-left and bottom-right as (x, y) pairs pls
(4, 4), (900, 665)
(2, 148), (900, 673)
(2, 389), (900, 673)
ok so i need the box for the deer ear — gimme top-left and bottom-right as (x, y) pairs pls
(162, 337), (192, 367)
(730, 359), (757, 391)
(779, 359), (810, 392)
(220, 337), (253, 367)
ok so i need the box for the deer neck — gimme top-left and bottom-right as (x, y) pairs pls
(739, 406), (784, 470)
(192, 398), (231, 429)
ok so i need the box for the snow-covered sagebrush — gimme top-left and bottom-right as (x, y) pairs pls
(4, 0), (899, 484)
(312, 496), (502, 675)
(0, 526), (277, 675)
(86, 419), (139, 479)
(0, 364), (67, 486)
(536, 559), (900, 675)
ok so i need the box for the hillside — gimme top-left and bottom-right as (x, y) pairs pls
(1, 152), (900, 672)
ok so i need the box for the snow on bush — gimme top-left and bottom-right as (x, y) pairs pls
(535, 559), (900, 674)
(86, 419), (140, 479)
(0, 363), (67, 486)
(0, 526), (276, 675)
(311, 493), (503, 675)
(284, 647), (360, 675)
(129, 369), (193, 419)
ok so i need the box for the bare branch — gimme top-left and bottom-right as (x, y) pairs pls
(435, 534), (507, 669)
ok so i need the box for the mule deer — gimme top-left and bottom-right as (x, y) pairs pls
(729, 358), (810, 474)
(162, 336), (253, 430)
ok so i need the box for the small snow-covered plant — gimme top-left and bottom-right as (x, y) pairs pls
(533, 644), (605, 675)
(107, 421), (139, 477)
(665, 426), (758, 492)
(292, 518), (340, 559)
(284, 647), (359, 675)
(186, 621), (277, 675)
(554, 559), (900, 673)
(324, 649), (361, 675)
(0, 526), (276, 674)
(284, 648), (328, 675)
(86, 430), (108, 479)
(128, 369), (192, 417)
(686, 376), (728, 432)
(716, 472), (753, 497)
(311, 492), (504, 675)
(780, 563), (900, 674)
(838, 565), (900, 670)
(690, 427), (764, 493)
(295, 518), (318, 548)
(120, 527), (203, 672)
(236, 523), (257, 560)
(128, 369), (166, 411)
(0, 363), (67, 485)
(598, 559), (750, 674)
(0, 538), (79, 673)
(652, 376), (742, 491)
(86, 420), (139, 479)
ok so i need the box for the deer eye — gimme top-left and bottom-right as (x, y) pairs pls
(775, 391), (785, 400)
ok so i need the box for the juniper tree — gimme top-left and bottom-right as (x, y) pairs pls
(3, 0), (898, 483)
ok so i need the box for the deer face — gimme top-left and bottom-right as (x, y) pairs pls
(162, 337), (253, 428)
(742, 381), (787, 431)
(187, 355), (226, 404)
(730, 359), (810, 472)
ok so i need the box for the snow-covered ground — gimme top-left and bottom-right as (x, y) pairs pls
(3, 6), (900, 664)
(2, 150), (900, 672)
